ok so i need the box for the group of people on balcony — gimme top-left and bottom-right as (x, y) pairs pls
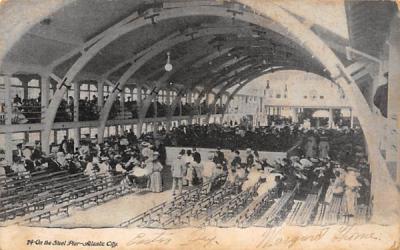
(0, 94), (42, 124)
(56, 95), (100, 122)
(108, 98), (220, 120)
(2, 90), (227, 125)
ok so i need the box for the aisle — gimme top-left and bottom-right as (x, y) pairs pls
(36, 190), (174, 228)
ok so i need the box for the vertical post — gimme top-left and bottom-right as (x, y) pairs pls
(350, 108), (354, 128)
(4, 76), (12, 126)
(137, 85), (143, 136)
(4, 76), (13, 164)
(73, 82), (80, 149)
(179, 95), (182, 117)
(165, 90), (171, 132)
(98, 81), (104, 107)
(120, 89), (125, 133)
(153, 97), (158, 136)
(187, 89), (193, 125)
(40, 75), (50, 155)
(20, 77), (29, 101)
(219, 94), (224, 124)
(328, 108), (333, 128)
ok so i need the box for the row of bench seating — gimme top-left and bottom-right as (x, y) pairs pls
(1, 170), (69, 197)
(15, 174), (129, 224)
(202, 180), (262, 227)
(254, 184), (299, 227)
(1, 172), (124, 223)
(0, 173), (91, 222)
(313, 196), (370, 225)
(285, 188), (322, 226)
(233, 187), (276, 228)
(118, 175), (229, 228)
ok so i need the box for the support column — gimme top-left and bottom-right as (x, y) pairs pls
(179, 96), (182, 117)
(328, 108), (334, 128)
(98, 81), (104, 107)
(153, 98), (158, 136)
(219, 94), (225, 124)
(165, 90), (171, 132)
(137, 85), (143, 136)
(120, 89), (125, 116)
(73, 82), (80, 149)
(350, 108), (354, 128)
(4, 76), (13, 164)
(40, 75), (50, 155)
(292, 108), (298, 123)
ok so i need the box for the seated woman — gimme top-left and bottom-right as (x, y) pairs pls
(324, 171), (345, 204)
(11, 156), (29, 178)
(121, 160), (152, 189)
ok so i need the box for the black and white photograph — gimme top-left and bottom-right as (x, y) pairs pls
(0, 0), (398, 249)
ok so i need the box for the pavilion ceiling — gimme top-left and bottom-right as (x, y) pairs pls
(2, 0), (341, 92)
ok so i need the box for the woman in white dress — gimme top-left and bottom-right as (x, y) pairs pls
(149, 152), (163, 193)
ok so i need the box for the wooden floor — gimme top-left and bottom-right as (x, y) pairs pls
(35, 189), (175, 228)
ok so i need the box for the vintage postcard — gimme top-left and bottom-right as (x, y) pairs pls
(0, 0), (398, 249)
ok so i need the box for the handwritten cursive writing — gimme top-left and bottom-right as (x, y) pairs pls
(256, 227), (329, 249)
(333, 225), (381, 241)
(180, 229), (219, 248)
(126, 232), (173, 246)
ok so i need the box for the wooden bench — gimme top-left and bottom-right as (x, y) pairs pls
(233, 188), (275, 227)
(21, 203), (70, 224)
(118, 178), (226, 228)
(72, 185), (124, 209)
(254, 184), (299, 227)
(316, 196), (343, 225)
(287, 188), (322, 226)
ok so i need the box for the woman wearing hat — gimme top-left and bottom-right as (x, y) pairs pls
(343, 167), (361, 216)
(148, 152), (163, 193)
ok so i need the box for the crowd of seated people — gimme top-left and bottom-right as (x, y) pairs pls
(107, 98), (219, 120)
(168, 126), (371, 218)
(0, 121), (371, 220)
(6, 94), (42, 124)
(79, 96), (100, 121)
(164, 123), (302, 152)
(55, 95), (99, 122)
(0, 130), (168, 195)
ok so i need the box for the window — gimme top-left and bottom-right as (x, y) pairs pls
(132, 88), (138, 101)
(276, 94), (281, 98)
(320, 96), (324, 99)
(304, 96), (308, 99)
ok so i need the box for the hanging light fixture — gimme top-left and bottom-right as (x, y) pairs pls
(164, 51), (173, 72)
(266, 80), (270, 89)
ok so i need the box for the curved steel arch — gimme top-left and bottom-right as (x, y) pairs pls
(96, 26), (252, 142)
(41, 4), (304, 152)
(237, 0), (397, 223)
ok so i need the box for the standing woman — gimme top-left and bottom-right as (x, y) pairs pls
(149, 152), (163, 193)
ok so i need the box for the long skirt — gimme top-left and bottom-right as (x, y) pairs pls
(150, 172), (162, 192)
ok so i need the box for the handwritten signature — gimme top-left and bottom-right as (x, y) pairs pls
(125, 226), (383, 249)
(126, 229), (219, 248)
